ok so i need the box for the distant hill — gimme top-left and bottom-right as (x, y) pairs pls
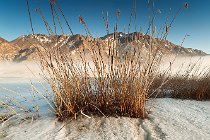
(101, 32), (207, 56)
(0, 33), (207, 62)
(10, 34), (108, 62)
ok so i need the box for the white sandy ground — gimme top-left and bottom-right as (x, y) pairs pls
(1, 56), (210, 140)
(0, 98), (210, 140)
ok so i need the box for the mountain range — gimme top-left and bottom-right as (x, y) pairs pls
(0, 32), (207, 62)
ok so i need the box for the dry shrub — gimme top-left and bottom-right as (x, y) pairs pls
(150, 58), (210, 100)
(38, 35), (161, 120)
(169, 77), (210, 100)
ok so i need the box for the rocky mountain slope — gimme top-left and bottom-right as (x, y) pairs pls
(0, 33), (207, 62)
(0, 37), (20, 61)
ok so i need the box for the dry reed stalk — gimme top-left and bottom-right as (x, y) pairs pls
(26, 0), (34, 34)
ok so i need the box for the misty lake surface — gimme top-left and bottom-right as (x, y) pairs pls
(0, 75), (52, 114)
(1, 59), (210, 140)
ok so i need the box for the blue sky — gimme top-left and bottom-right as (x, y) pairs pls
(0, 0), (210, 53)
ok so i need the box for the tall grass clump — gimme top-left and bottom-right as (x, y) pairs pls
(29, 0), (188, 120)
(37, 34), (162, 120)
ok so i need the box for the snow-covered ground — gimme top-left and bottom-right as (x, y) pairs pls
(0, 59), (210, 140)
(146, 99), (210, 140)
(1, 98), (210, 140)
